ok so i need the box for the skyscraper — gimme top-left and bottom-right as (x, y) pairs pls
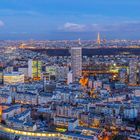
(137, 63), (140, 85)
(129, 59), (138, 86)
(28, 59), (42, 80)
(71, 47), (82, 81)
(119, 68), (127, 83)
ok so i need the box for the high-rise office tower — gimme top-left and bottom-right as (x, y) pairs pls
(129, 59), (138, 85)
(28, 59), (42, 80)
(137, 63), (140, 85)
(71, 47), (82, 81)
(0, 64), (3, 84)
(119, 68), (128, 83)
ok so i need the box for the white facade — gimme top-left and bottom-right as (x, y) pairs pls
(134, 89), (140, 97)
(129, 59), (138, 85)
(38, 94), (52, 105)
(2, 105), (21, 121)
(67, 71), (73, 84)
(0, 94), (12, 104)
(4, 72), (24, 85)
(18, 67), (28, 77)
(28, 59), (42, 79)
(15, 92), (38, 105)
(28, 59), (33, 78)
(56, 66), (69, 80)
(71, 47), (82, 81)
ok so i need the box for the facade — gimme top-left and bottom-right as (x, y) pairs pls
(38, 93), (53, 105)
(71, 47), (82, 81)
(128, 135), (140, 140)
(0, 65), (3, 84)
(93, 80), (102, 89)
(129, 59), (138, 86)
(124, 107), (138, 119)
(2, 105), (21, 121)
(0, 94), (12, 104)
(18, 67), (28, 77)
(28, 59), (42, 80)
(119, 68), (128, 83)
(42, 72), (50, 81)
(67, 71), (73, 84)
(46, 66), (56, 76)
(56, 66), (69, 80)
(45, 65), (68, 81)
(4, 72), (24, 85)
(138, 63), (140, 84)
(15, 92), (38, 105)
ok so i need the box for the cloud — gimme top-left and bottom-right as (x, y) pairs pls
(0, 20), (4, 27)
(61, 22), (86, 31)
(59, 21), (140, 32)
(59, 22), (109, 32)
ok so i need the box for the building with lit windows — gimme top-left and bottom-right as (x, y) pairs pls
(119, 68), (128, 83)
(15, 92), (38, 105)
(3, 72), (24, 85)
(71, 47), (82, 81)
(45, 65), (68, 81)
(0, 94), (12, 104)
(0, 65), (3, 84)
(138, 63), (140, 85)
(28, 59), (42, 80)
(55, 66), (69, 80)
(129, 59), (138, 86)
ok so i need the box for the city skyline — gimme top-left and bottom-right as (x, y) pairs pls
(0, 0), (140, 40)
(0, 1), (140, 140)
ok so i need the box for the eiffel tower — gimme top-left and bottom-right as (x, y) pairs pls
(97, 32), (101, 48)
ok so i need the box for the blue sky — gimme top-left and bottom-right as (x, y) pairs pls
(0, 0), (140, 40)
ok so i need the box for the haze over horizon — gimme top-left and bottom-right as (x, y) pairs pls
(0, 0), (140, 40)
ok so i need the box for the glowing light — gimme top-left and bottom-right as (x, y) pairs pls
(113, 63), (116, 67)
(56, 127), (67, 132)
(0, 124), (59, 138)
(79, 77), (88, 87)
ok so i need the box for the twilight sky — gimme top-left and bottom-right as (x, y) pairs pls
(0, 0), (140, 40)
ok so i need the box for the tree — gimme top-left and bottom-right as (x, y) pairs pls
(0, 136), (11, 140)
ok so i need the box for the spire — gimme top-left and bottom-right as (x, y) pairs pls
(97, 32), (101, 48)
(78, 38), (81, 45)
